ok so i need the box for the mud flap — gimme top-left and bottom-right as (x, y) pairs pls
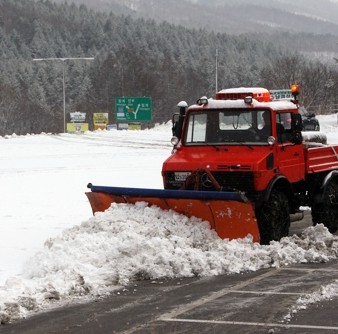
(86, 184), (260, 243)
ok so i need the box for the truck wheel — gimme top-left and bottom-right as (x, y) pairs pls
(311, 180), (338, 233)
(257, 190), (290, 245)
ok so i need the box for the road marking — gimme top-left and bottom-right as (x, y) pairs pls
(120, 265), (338, 334)
(157, 269), (279, 321)
(157, 267), (338, 331)
(227, 289), (304, 296)
(281, 267), (338, 273)
(161, 318), (338, 331)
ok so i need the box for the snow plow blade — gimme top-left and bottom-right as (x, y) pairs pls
(86, 184), (260, 243)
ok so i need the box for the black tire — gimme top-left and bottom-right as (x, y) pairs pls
(256, 190), (290, 245)
(311, 180), (338, 233)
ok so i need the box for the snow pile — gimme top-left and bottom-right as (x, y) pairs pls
(1, 202), (338, 324)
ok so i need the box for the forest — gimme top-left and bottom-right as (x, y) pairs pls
(0, 0), (338, 135)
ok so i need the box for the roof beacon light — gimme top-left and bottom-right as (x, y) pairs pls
(197, 96), (208, 106)
(291, 84), (300, 97)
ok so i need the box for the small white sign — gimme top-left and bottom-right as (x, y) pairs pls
(70, 112), (86, 122)
(270, 89), (293, 101)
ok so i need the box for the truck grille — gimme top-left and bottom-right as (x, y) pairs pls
(164, 171), (255, 193)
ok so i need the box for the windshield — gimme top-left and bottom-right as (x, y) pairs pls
(184, 109), (271, 145)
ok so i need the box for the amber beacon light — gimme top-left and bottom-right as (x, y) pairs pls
(291, 84), (300, 96)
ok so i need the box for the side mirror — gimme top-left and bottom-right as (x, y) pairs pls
(172, 113), (180, 137)
(291, 113), (303, 132)
(172, 101), (187, 140)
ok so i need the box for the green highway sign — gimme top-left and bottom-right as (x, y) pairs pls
(115, 97), (152, 122)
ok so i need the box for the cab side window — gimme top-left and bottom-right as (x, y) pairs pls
(276, 113), (292, 143)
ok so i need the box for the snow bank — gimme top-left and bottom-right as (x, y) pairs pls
(1, 203), (338, 324)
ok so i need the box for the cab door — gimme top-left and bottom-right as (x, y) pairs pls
(275, 112), (305, 182)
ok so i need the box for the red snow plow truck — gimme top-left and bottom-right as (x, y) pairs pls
(86, 85), (338, 244)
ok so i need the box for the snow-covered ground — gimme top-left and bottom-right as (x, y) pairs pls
(1, 116), (338, 323)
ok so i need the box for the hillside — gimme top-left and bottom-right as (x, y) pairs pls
(48, 0), (338, 60)
(50, 0), (338, 36)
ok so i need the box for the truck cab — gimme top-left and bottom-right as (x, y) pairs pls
(163, 86), (306, 244)
(164, 87), (304, 194)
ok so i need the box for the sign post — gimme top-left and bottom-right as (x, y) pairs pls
(93, 113), (109, 130)
(67, 111), (88, 134)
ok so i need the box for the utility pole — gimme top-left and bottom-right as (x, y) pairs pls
(33, 57), (94, 133)
(215, 49), (218, 94)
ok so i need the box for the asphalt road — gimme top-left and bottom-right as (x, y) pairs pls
(1, 212), (338, 334)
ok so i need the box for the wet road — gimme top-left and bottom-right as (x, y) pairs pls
(1, 212), (338, 334)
